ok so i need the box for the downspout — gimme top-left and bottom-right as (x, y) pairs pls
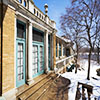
(0, 0), (3, 96)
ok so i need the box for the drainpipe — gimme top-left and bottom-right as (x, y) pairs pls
(0, 0), (3, 96)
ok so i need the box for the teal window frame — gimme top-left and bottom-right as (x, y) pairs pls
(32, 27), (44, 78)
(32, 42), (44, 78)
(16, 19), (26, 87)
(16, 40), (26, 87)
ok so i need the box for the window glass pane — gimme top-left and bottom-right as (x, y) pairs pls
(63, 47), (65, 56)
(18, 59), (20, 66)
(34, 9), (36, 14)
(37, 11), (38, 16)
(21, 52), (23, 58)
(24, 0), (26, 7)
(66, 48), (70, 57)
(21, 59), (23, 65)
(18, 67), (20, 74)
(17, 22), (25, 39)
(40, 46), (43, 71)
(32, 29), (44, 42)
(19, 0), (22, 3)
(21, 66), (23, 73)
(59, 43), (61, 56)
(18, 52), (20, 58)
(17, 43), (24, 81)
(32, 45), (38, 75)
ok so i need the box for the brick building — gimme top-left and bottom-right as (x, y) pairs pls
(0, 0), (74, 99)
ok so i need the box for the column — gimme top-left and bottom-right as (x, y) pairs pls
(27, 22), (34, 85)
(53, 33), (56, 69)
(44, 30), (49, 73)
(57, 41), (59, 57)
(22, 0), (24, 5)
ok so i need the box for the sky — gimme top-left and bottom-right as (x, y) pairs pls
(33, 0), (71, 36)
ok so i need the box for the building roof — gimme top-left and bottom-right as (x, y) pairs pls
(56, 34), (71, 43)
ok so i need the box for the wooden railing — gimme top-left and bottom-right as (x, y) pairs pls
(55, 54), (75, 73)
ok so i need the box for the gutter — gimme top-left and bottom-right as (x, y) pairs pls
(0, 0), (3, 96)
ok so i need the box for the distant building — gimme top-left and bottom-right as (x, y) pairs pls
(0, 0), (74, 99)
(54, 35), (74, 73)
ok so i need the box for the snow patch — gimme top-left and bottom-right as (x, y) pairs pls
(61, 59), (100, 100)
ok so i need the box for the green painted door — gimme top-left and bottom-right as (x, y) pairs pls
(32, 42), (44, 78)
(16, 20), (26, 87)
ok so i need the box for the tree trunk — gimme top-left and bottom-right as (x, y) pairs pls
(75, 57), (78, 73)
(87, 49), (91, 80)
(97, 47), (100, 64)
(75, 45), (79, 73)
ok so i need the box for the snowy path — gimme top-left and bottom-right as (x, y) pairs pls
(61, 59), (100, 100)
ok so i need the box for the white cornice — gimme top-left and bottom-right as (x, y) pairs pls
(16, 11), (52, 33)
(10, 0), (57, 31)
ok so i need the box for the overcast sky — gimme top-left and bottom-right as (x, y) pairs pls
(33, 0), (71, 36)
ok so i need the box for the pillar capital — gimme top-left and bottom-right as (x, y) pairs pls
(45, 30), (49, 34)
(28, 20), (32, 25)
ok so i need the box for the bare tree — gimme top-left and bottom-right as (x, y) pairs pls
(95, 0), (100, 64)
(60, 12), (85, 73)
(60, 0), (100, 80)
(96, 33), (100, 63)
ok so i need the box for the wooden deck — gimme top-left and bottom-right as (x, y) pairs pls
(16, 72), (57, 100)
(16, 73), (71, 100)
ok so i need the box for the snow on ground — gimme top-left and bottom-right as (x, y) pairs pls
(61, 59), (100, 100)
